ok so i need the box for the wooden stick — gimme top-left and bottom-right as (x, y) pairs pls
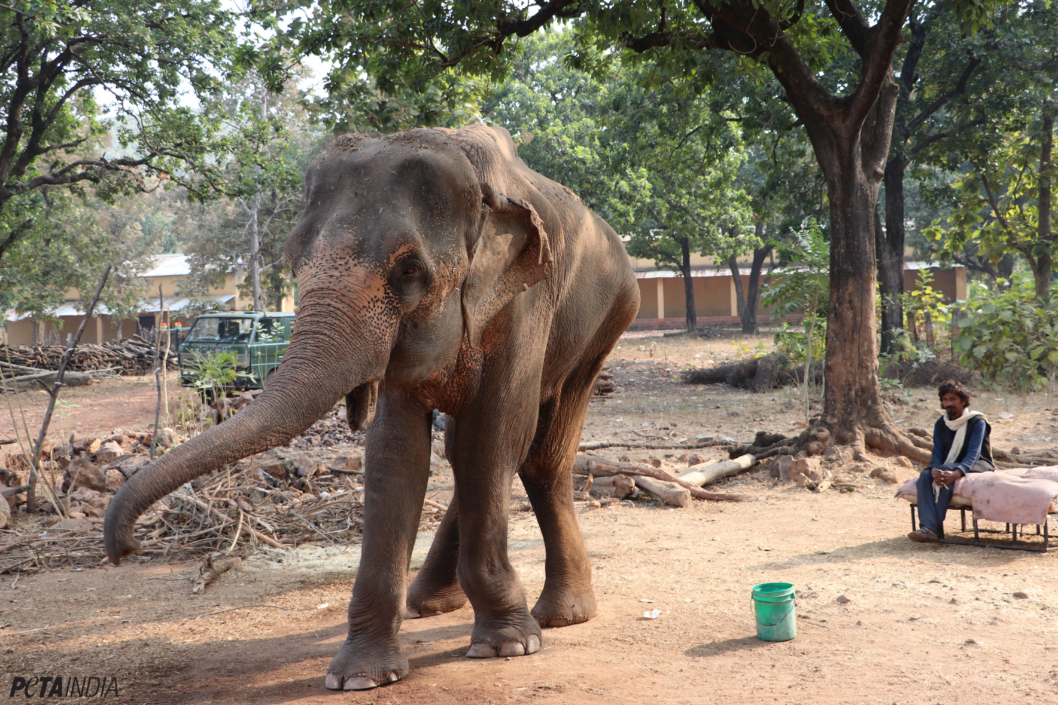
(28, 265), (111, 513)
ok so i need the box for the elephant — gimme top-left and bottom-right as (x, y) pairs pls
(104, 124), (640, 690)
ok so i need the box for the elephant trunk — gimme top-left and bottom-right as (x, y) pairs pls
(104, 275), (394, 565)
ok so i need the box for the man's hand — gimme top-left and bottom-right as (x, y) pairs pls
(930, 467), (963, 487)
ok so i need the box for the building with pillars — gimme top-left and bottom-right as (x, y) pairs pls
(3, 254), (295, 346)
(626, 251), (966, 330)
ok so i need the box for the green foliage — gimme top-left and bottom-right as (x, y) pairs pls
(0, 187), (157, 338)
(0, 0), (248, 262)
(181, 351), (250, 399)
(901, 270), (953, 341)
(955, 275), (1058, 390)
(731, 339), (768, 362)
(919, 1), (1058, 295)
(482, 31), (754, 276)
(762, 220), (829, 363)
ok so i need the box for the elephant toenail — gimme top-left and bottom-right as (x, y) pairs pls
(467, 643), (498, 658)
(325, 673), (343, 690)
(499, 641), (526, 657)
(404, 607), (422, 619)
(343, 677), (379, 691)
(526, 635), (541, 654)
(388, 672), (400, 683)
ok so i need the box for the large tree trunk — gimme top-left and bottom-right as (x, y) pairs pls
(1029, 254), (1052, 303)
(796, 72), (924, 461)
(1038, 114), (1054, 303)
(247, 193), (264, 311)
(743, 239), (770, 334)
(879, 155), (907, 354)
(728, 238), (771, 335)
(678, 236), (697, 334)
(728, 253), (745, 322)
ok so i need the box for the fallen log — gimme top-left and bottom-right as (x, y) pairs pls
(992, 449), (1055, 466)
(677, 454), (756, 487)
(681, 354), (822, 390)
(633, 476), (691, 507)
(574, 455), (752, 502)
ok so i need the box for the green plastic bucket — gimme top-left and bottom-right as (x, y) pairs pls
(752, 582), (796, 642)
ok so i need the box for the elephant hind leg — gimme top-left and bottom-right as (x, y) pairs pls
(520, 355), (608, 628)
(405, 495), (467, 618)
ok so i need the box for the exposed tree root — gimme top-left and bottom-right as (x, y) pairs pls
(725, 419), (1053, 473)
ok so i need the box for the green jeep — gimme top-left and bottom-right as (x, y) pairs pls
(178, 310), (295, 391)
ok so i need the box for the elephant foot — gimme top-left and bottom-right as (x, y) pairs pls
(531, 585), (597, 628)
(405, 581), (468, 619)
(325, 638), (408, 691)
(467, 612), (543, 658)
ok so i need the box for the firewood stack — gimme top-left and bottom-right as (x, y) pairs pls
(0, 335), (178, 378)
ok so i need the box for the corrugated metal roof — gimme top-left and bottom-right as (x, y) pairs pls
(139, 254), (192, 278)
(4, 295), (235, 322)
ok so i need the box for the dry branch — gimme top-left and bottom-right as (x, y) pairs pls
(191, 553), (242, 594)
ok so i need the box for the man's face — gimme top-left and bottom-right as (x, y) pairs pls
(941, 391), (967, 419)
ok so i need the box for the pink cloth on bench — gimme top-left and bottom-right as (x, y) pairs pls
(896, 467), (1058, 527)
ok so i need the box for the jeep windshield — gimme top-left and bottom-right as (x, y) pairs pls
(185, 317), (255, 343)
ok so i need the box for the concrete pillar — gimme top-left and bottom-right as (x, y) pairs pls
(656, 279), (666, 319)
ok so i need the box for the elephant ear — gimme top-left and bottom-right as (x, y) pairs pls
(462, 183), (553, 348)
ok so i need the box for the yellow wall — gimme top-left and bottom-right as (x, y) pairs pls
(902, 267), (965, 304)
(634, 266), (966, 321)
(638, 279), (659, 318)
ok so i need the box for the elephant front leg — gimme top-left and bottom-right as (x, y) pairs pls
(326, 390), (432, 691)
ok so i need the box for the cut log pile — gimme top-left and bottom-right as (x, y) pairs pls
(0, 409), (425, 575)
(572, 453), (757, 507)
(0, 336), (177, 381)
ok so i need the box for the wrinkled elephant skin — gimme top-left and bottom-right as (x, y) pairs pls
(103, 125), (640, 690)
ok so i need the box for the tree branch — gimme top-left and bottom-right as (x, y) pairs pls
(908, 119), (986, 157)
(0, 217), (34, 262)
(904, 53), (981, 135)
(823, 0), (870, 56)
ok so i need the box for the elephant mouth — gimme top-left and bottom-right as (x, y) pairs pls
(346, 380), (380, 432)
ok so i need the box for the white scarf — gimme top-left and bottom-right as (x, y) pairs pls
(934, 408), (983, 502)
(943, 408), (983, 464)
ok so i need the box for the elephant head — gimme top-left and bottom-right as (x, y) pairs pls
(104, 127), (553, 564)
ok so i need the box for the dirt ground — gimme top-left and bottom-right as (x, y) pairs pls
(3, 329), (1058, 704)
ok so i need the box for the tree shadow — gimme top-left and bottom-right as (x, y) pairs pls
(747, 535), (1026, 572)
(684, 635), (768, 658)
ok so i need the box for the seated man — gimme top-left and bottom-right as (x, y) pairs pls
(909, 380), (995, 543)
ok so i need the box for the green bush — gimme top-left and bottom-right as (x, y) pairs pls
(955, 275), (1058, 390)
